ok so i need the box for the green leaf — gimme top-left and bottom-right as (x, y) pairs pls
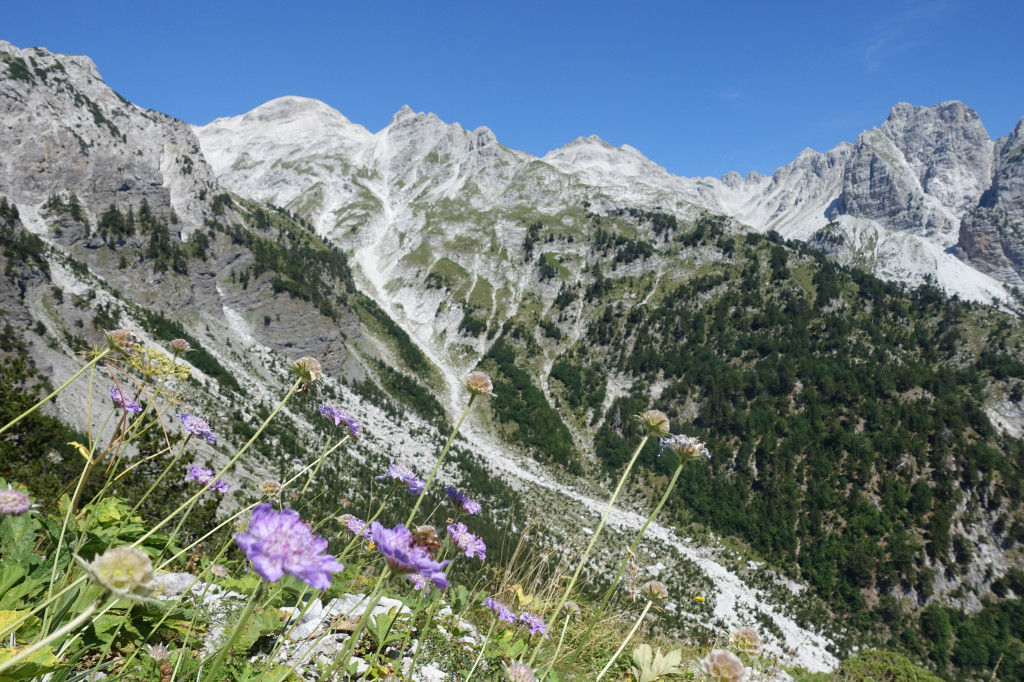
(0, 645), (62, 680)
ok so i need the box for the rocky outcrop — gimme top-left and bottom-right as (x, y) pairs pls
(957, 118), (1024, 284)
(838, 102), (995, 245)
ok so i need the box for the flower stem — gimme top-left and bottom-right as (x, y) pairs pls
(0, 350), (109, 437)
(203, 581), (265, 681)
(596, 600), (652, 681)
(404, 392), (476, 527)
(561, 458), (686, 670)
(465, 618), (497, 682)
(528, 434), (649, 667)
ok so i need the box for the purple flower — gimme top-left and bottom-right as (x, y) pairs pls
(178, 412), (216, 444)
(291, 458), (304, 470)
(519, 611), (549, 638)
(377, 460), (427, 496)
(234, 504), (344, 590)
(444, 486), (482, 515)
(0, 488), (32, 516)
(338, 514), (372, 539)
(318, 403), (361, 438)
(447, 522), (487, 560)
(408, 573), (432, 594)
(184, 465), (229, 493)
(658, 433), (710, 462)
(483, 596), (517, 623)
(109, 386), (143, 413)
(369, 522), (450, 590)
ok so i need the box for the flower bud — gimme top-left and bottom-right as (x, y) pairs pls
(642, 579), (669, 601)
(259, 480), (282, 500)
(504, 662), (536, 682)
(729, 626), (764, 658)
(170, 338), (191, 353)
(291, 356), (323, 383)
(701, 649), (747, 682)
(104, 329), (135, 354)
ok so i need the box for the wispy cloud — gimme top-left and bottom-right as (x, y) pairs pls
(858, 1), (953, 70)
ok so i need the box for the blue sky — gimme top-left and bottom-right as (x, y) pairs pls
(5, 0), (1023, 178)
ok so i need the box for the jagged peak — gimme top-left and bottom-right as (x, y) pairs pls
(387, 105), (448, 129)
(232, 96), (354, 125)
(0, 40), (101, 81)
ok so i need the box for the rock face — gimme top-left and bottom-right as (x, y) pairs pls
(957, 118), (1024, 285)
(0, 41), (215, 235)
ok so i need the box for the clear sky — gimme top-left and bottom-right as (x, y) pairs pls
(4, 0), (1023, 178)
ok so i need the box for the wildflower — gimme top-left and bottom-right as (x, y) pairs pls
(729, 626), (764, 658)
(447, 522), (486, 560)
(209, 564), (229, 578)
(338, 514), (372, 540)
(464, 370), (494, 396)
(178, 412), (216, 444)
(291, 458), (304, 470)
(369, 521), (450, 590)
(291, 356), (323, 383)
(642, 580), (669, 601)
(504, 662), (536, 682)
(184, 465), (229, 493)
(0, 487), (32, 516)
(700, 649), (747, 682)
(318, 403), (361, 437)
(636, 409), (671, 437)
(169, 338), (191, 353)
(519, 611), (549, 638)
(444, 485), (482, 515)
(377, 459), (426, 496)
(147, 643), (171, 661)
(659, 433), (710, 462)
(76, 546), (154, 600)
(105, 328), (135, 353)
(563, 600), (581, 619)
(483, 596), (517, 623)
(260, 480), (282, 499)
(109, 386), (143, 413)
(695, 595), (706, 602)
(233, 504), (344, 590)
(409, 573), (431, 594)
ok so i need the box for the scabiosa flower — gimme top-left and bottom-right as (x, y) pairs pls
(729, 626), (764, 658)
(519, 611), (549, 638)
(318, 403), (361, 437)
(369, 521), (450, 590)
(701, 649), (747, 682)
(483, 596), (517, 623)
(377, 459), (426, 496)
(104, 328), (135, 353)
(409, 573), (432, 594)
(233, 504), (344, 590)
(169, 338), (191, 353)
(147, 643), (171, 661)
(291, 356), (323, 384)
(178, 412), (216, 444)
(563, 600), (581, 619)
(291, 458), (304, 470)
(338, 514), (372, 540)
(184, 465), (229, 493)
(259, 480), (282, 499)
(76, 546), (155, 600)
(109, 386), (143, 413)
(208, 564), (229, 578)
(659, 433), (710, 462)
(464, 370), (494, 396)
(447, 522), (486, 560)
(636, 409), (671, 437)
(504, 663), (536, 682)
(0, 487), (32, 516)
(444, 486), (482, 515)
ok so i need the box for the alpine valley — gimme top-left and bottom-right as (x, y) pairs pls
(2, 40), (1023, 679)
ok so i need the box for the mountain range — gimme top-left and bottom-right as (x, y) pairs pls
(2, 40), (1024, 677)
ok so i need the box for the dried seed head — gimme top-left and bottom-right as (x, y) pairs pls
(642, 579), (669, 601)
(291, 356), (323, 384)
(701, 649), (747, 682)
(464, 370), (494, 396)
(635, 409), (671, 437)
(729, 626), (764, 658)
(147, 643), (170, 661)
(259, 480), (282, 500)
(77, 546), (155, 600)
(105, 329), (135, 353)
(169, 338), (191, 353)
(659, 433), (710, 462)
(504, 662), (536, 682)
